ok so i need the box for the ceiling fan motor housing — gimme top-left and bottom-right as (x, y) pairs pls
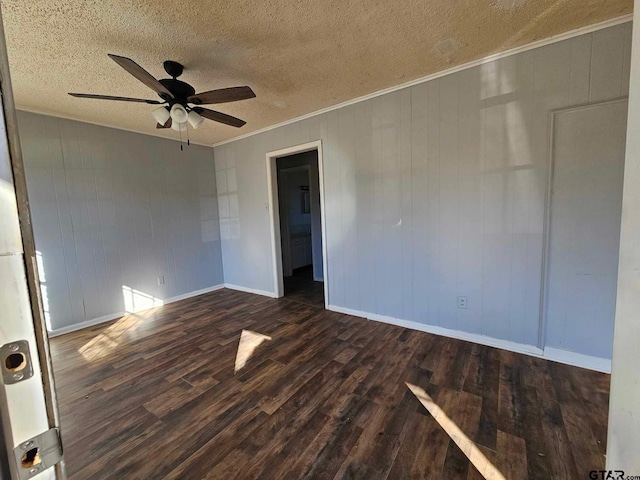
(159, 78), (196, 105)
(158, 60), (195, 105)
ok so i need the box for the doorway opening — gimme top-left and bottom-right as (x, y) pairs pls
(266, 141), (327, 308)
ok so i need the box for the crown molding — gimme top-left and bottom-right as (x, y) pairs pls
(212, 13), (633, 148)
(16, 107), (213, 148)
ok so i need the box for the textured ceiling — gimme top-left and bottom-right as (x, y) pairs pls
(2, 0), (632, 146)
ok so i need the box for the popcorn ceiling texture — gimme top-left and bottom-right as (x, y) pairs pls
(2, 0), (632, 146)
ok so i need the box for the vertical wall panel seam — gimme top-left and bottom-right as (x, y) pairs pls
(63, 125), (88, 319)
(355, 106), (362, 311)
(82, 125), (102, 317)
(532, 46), (547, 348)
(372, 99), (379, 315)
(89, 127), (109, 316)
(437, 81), (443, 326)
(588, 33), (595, 102)
(106, 133), (126, 314)
(479, 75), (488, 337)
(165, 158), (179, 294)
(507, 60), (519, 342)
(46, 118), (73, 326)
(618, 28), (627, 96)
(455, 74), (461, 332)
(339, 111), (347, 308)
(54, 118), (80, 324)
(143, 142), (159, 296)
(350, 107), (358, 310)
(131, 145), (144, 293)
(410, 88), (416, 322)
(425, 87), (430, 325)
(526, 49), (537, 346)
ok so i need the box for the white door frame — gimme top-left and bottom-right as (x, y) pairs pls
(0, 8), (64, 478)
(266, 140), (328, 307)
(538, 97), (628, 351)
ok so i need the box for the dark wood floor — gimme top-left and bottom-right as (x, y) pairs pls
(50, 288), (609, 479)
(284, 266), (325, 308)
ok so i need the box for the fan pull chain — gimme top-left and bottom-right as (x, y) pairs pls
(179, 127), (184, 151)
(186, 125), (191, 146)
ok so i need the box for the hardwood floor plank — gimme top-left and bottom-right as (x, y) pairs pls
(519, 385), (553, 479)
(537, 392), (580, 479)
(496, 430), (528, 480)
(341, 389), (421, 480)
(143, 379), (207, 417)
(63, 406), (159, 475)
(463, 344), (500, 450)
(255, 411), (331, 480)
(559, 401), (606, 478)
(497, 352), (526, 438)
(164, 410), (272, 480)
(386, 409), (432, 479)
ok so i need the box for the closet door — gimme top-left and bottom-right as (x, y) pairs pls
(544, 99), (628, 360)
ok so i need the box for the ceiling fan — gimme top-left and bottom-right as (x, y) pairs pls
(68, 54), (255, 132)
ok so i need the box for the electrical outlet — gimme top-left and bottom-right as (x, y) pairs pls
(457, 296), (467, 309)
(157, 276), (165, 286)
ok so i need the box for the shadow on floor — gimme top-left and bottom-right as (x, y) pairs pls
(283, 266), (324, 308)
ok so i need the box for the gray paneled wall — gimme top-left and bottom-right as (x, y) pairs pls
(18, 111), (224, 331)
(213, 24), (631, 353)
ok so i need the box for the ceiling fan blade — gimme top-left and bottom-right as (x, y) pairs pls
(156, 118), (172, 129)
(193, 107), (246, 128)
(108, 54), (173, 99)
(188, 86), (255, 105)
(69, 93), (164, 104)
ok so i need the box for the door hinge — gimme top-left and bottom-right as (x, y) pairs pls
(13, 428), (63, 479)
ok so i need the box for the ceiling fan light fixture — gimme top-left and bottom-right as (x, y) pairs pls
(171, 121), (187, 132)
(151, 106), (170, 124)
(187, 110), (204, 129)
(170, 104), (188, 124)
(70, 55), (254, 135)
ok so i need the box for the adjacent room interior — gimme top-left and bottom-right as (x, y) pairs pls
(275, 149), (325, 308)
(0, 0), (639, 478)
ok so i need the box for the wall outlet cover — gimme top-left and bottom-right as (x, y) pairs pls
(457, 296), (468, 309)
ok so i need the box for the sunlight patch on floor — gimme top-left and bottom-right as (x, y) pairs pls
(235, 329), (272, 373)
(78, 287), (165, 362)
(78, 313), (146, 362)
(406, 382), (506, 480)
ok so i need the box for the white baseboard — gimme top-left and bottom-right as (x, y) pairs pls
(163, 284), (225, 304)
(543, 346), (611, 373)
(328, 304), (542, 356)
(48, 312), (126, 338)
(224, 283), (278, 298)
(327, 303), (611, 373)
(328, 304), (371, 318)
(48, 283), (225, 337)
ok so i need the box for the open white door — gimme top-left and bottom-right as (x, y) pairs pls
(0, 7), (64, 480)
